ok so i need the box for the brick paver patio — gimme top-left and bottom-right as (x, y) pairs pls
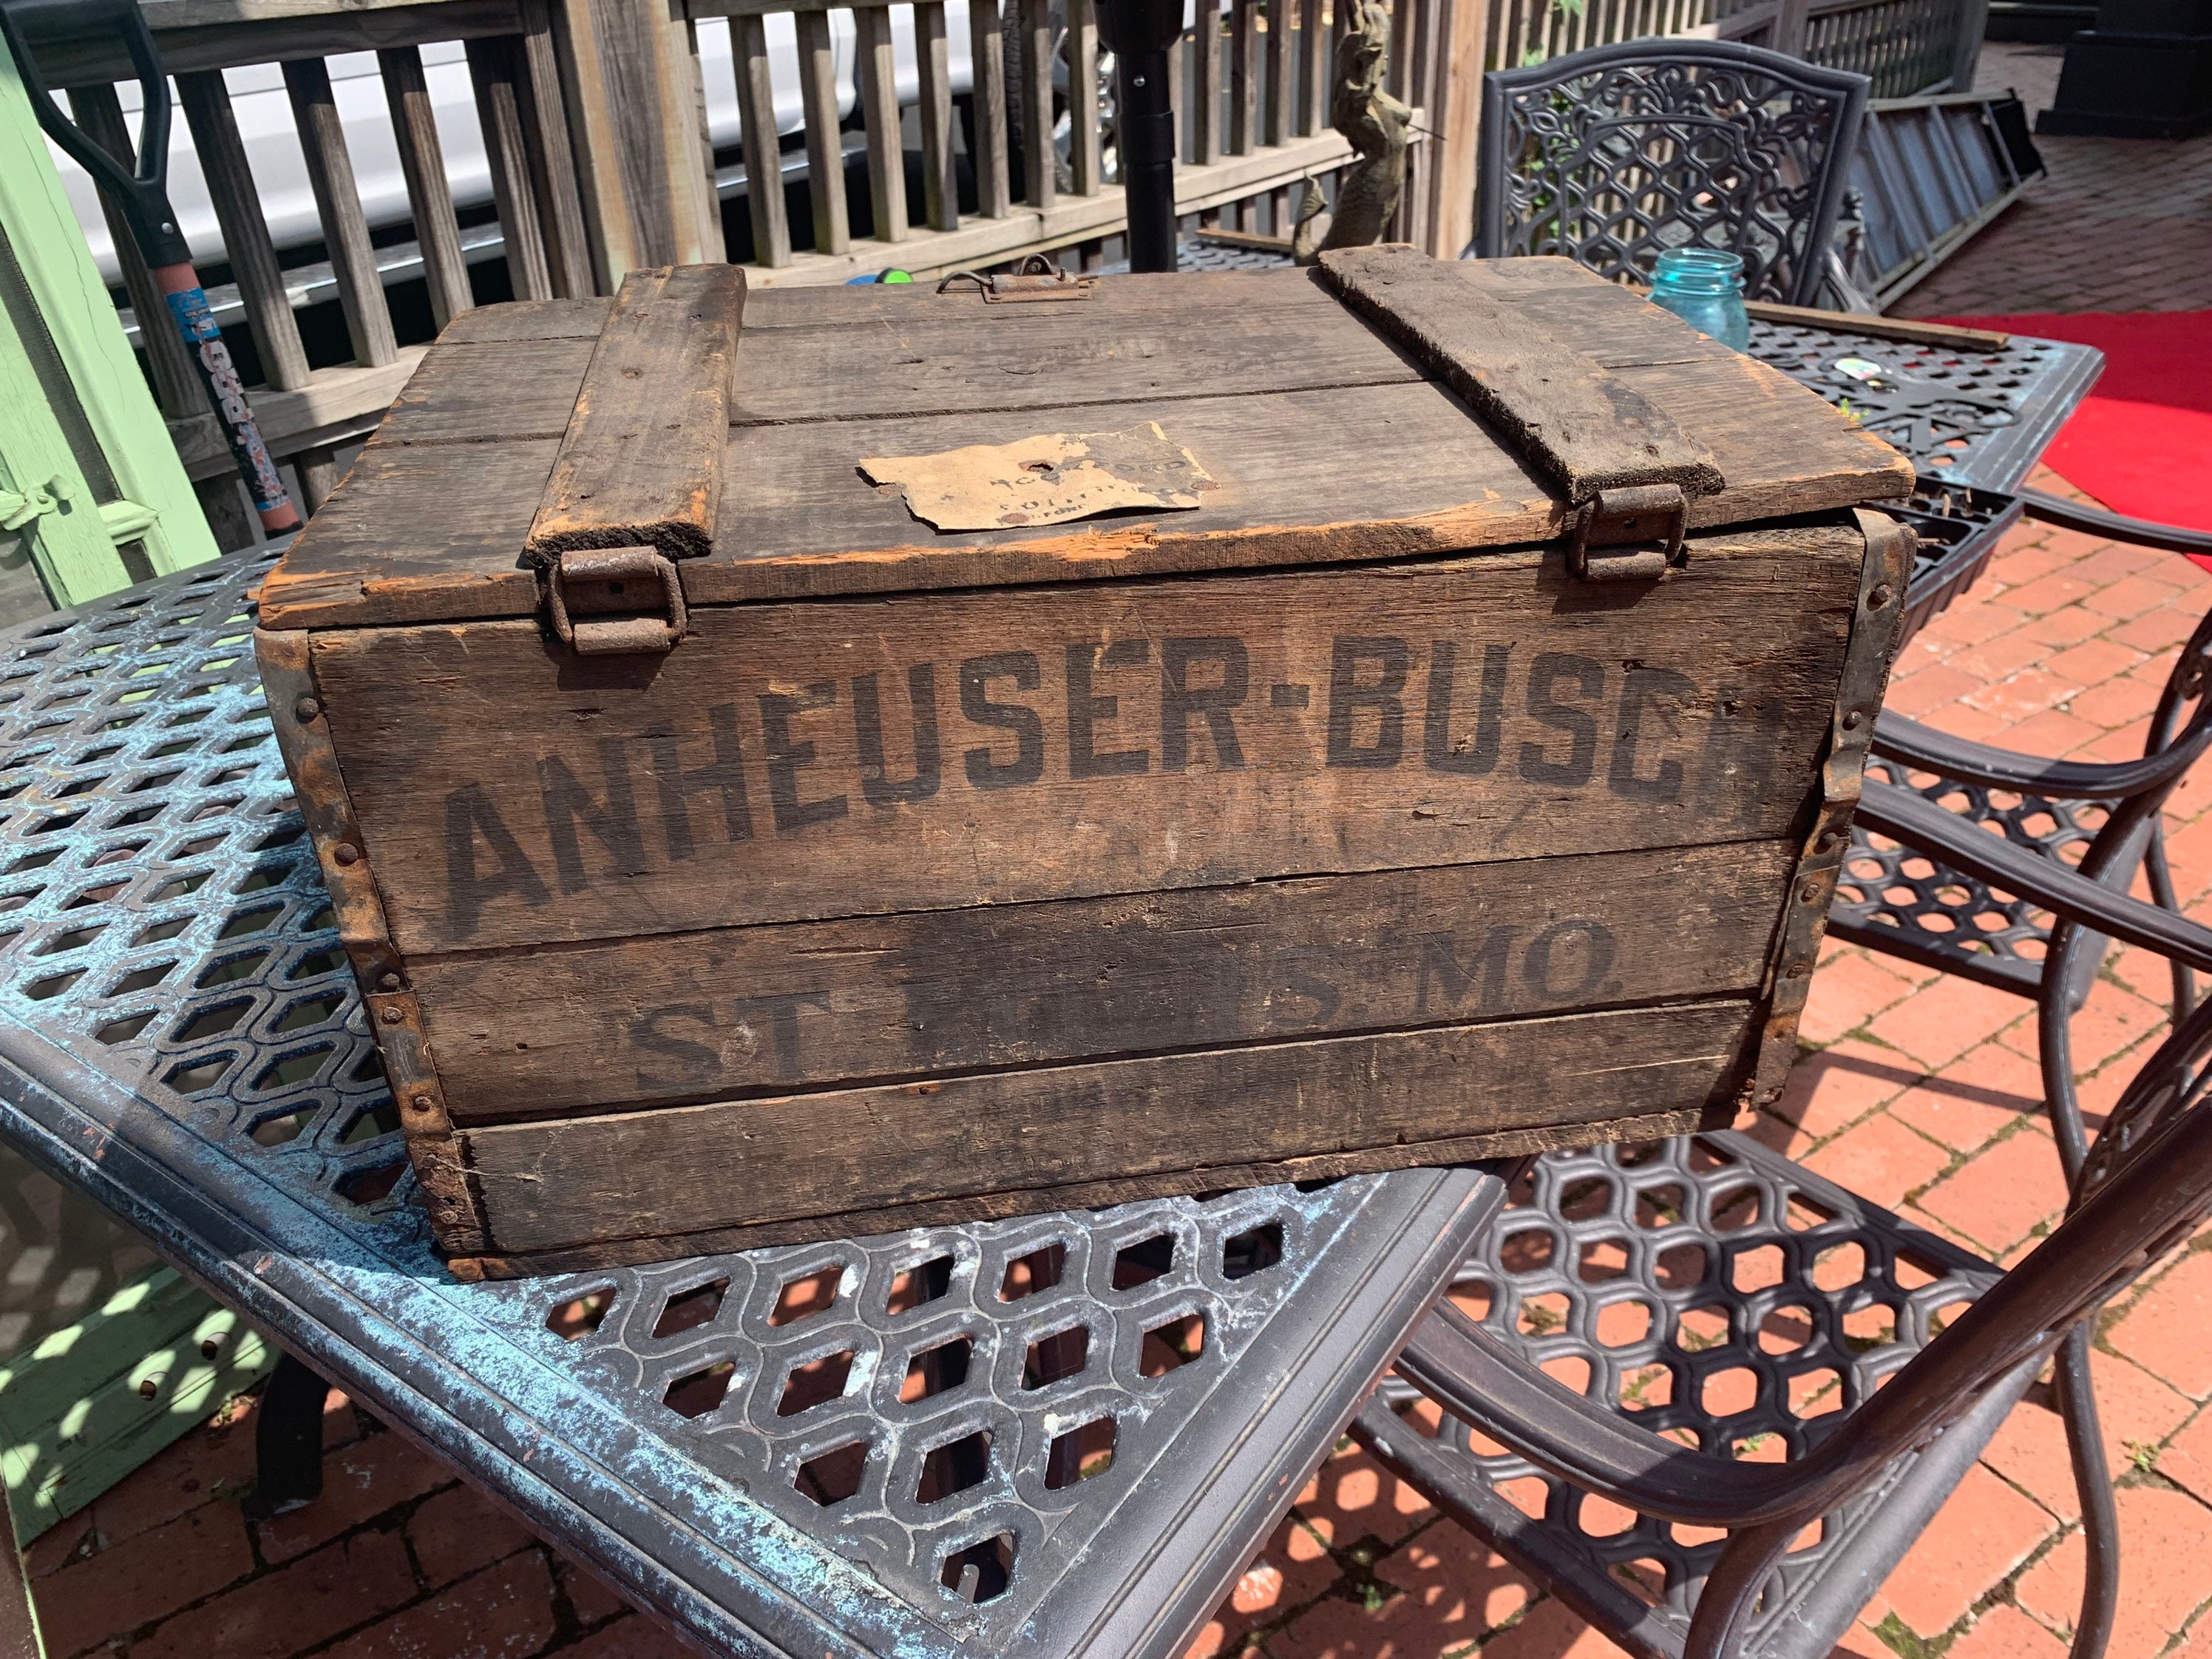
(21, 38), (2212, 1659)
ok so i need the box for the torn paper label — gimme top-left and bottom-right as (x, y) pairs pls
(860, 422), (1214, 531)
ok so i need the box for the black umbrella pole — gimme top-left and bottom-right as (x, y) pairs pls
(1114, 47), (1178, 271)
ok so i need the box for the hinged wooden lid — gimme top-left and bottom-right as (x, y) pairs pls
(257, 255), (1912, 632)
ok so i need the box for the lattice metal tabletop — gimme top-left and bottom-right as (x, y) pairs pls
(1744, 319), (2100, 493)
(0, 551), (1499, 1658)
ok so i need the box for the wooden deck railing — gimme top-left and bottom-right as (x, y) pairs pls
(34, 0), (1975, 552)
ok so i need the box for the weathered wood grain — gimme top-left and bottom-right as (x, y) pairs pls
(526, 265), (745, 563)
(417, 839), (1793, 1119)
(458, 998), (1754, 1254)
(257, 441), (554, 628)
(450, 1102), (1720, 1275)
(1319, 246), (1722, 503)
(256, 265), (1908, 629)
(312, 522), (1861, 954)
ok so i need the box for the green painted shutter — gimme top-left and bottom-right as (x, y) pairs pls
(0, 43), (216, 617)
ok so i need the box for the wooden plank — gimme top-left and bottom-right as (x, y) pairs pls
(727, 12), (793, 265)
(967, 0), (1014, 217)
(1231, 0), (1256, 153)
(419, 839), (1793, 1117)
(176, 69), (315, 390)
(373, 47), (474, 330)
(1422, 0), (1486, 259)
(1318, 246), (1722, 502)
(257, 267), (1910, 626)
(1300, 0), (1326, 135)
(675, 13), (728, 264)
(526, 265), (742, 562)
(1069, 0), (1102, 195)
(257, 438), (554, 627)
(281, 57), (399, 368)
(1193, 1), (1222, 163)
(1266, 0), (1294, 146)
(1741, 300), (2012, 351)
(1017, 0), (1057, 208)
(311, 523), (1860, 954)
(516, 0), (599, 297)
(793, 9), (850, 254)
(425, 297), (611, 344)
(915, 1), (960, 232)
(34, 1), (524, 84)
(466, 35), (554, 301)
(458, 1000), (1754, 1254)
(855, 5), (909, 244)
(738, 125), (1360, 285)
(455, 1100), (1718, 1272)
(366, 337), (597, 444)
(580, 0), (687, 268)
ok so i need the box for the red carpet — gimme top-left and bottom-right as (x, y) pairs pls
(1936, 311), (2212, 554)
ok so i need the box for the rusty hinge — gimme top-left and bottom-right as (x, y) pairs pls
(1568, 484), (1688, 582)
(543, 546), (688, 656)
(937, 255), (1096, 305)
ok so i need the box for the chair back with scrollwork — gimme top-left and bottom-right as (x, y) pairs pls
(1475, 39), (1870, 306)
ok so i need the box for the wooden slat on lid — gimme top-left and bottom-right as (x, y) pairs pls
(259, 261), (1911, 630)
(525, 264), (746, 564)
(1317, 245), (1726, 503)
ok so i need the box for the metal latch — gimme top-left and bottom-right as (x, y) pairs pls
(937, 255), (1096, 305)
(1569, 484), (1688, 582)
(543, 546), (688, 656)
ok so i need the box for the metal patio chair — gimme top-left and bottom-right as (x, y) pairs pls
(1833, 503), (2212, 1172)
(1355, 803), (2212, 1659)
(1473, 38), (1869, 305)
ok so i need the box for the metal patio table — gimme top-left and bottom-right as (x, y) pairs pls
(0, 272), (2104, 1658)
(0, 548), (1497, 1658)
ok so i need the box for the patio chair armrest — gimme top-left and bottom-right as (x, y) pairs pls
(2020, 489), (2212, 558)
(1870, 711), (2212, 799)
(1388, 1303), (1825, 1530)
(1855, 779), (2212, 973)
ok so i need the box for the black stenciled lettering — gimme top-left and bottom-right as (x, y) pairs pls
(1609, 666), (1698, 803)
(647, 702), (754, 861)
(1414, 927), (1513, 1017)
(1067, 639), (1150, 778)
(1160, 637), (1248, 772)
(853, 665), (942, 807)
(1524, 919), (1618, 1000)
(1326, 637), (1409, 769)
(741, 989), (831, 1076)
(538, 739), (648, 893)
(759, 682), (851, 834)
(444, 783), (549, 937)
(1269, 946), (1343, 1029)
(1519, 652), (1605, 786)
(631, 1005), (718, 1088)
(960, 652), (1045, 790)
(1423, 641), (1511, 776)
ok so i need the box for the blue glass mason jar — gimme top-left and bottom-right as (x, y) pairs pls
(1647, 248), (1751, 351)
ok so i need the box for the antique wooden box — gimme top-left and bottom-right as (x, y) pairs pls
(254, 251), (1916, 1278)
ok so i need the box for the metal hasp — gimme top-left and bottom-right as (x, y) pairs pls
(543, 546), (688, 655)
(1569, 484), (1687, 581)
(1096, 0), (1184, 271)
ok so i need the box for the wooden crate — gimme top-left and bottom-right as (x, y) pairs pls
(255, 251), (1916, 1277)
